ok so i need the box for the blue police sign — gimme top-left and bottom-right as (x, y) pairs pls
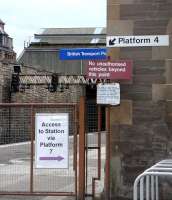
(59, 48), (107, 60)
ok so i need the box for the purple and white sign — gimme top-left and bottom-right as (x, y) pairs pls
(35, 113), (69, 169)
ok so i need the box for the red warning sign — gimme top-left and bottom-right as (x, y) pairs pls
(86, 60), (132, 80)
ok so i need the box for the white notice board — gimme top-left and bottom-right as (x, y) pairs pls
(35, 113), (69, 169)
(97, 83), (120, 105)
(106, 35), (169, 47)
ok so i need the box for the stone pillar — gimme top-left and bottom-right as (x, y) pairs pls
(107, 0), (172, 199)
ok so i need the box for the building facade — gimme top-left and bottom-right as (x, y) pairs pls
(0, 19), (16, 144)
(18, 27), (106, 74)
(0, 19), (16, 103)
(107, 0), (172, 199)
(16, 28), (106, 133)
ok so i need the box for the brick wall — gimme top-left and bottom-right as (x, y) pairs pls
(0, 53), (15, 143)
(8, 66), (84, 143)
(0, 62), (13, 102)
(0, 62), (84, 143)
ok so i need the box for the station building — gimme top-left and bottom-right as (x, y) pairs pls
(0, 0), (172, 198)
(16, 28), (106, 132)
(107, 0), (172, 199)
(0, 19), (16, 103)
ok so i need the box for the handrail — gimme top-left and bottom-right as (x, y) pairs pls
(133, 159), (172, 200)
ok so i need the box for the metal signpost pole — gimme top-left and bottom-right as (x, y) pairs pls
(78, 96), (85, 200)
(80, 60), (83, 75)
(105, 105), (111, 200)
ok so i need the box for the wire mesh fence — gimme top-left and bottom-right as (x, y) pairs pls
(0, 103), (77, 196)
(85, 103), (106, 197)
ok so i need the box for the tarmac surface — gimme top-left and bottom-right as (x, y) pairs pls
(0, 133), (106, 200)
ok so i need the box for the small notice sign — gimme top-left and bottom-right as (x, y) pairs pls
(97, 83), (120, 105)
(35, 113), (69, 169)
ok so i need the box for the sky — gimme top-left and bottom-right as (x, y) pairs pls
(0, 0), (106, 56)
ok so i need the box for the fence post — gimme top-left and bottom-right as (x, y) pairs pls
(30, 105), (34, 193)
(78, 96), (85, 200)
(105, 105), (111, 199)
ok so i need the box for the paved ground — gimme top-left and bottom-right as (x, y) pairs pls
(0, 133), (106, 200)
(0, 196), (95, 200)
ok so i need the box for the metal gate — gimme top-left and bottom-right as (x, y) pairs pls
(0, 98), (110, 199)
(84, 100), (110, 199)
(0, 103), (78, 197)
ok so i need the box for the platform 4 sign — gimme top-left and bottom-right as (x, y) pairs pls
(107, 35), (169, 47)
(87, 60), (132, 80)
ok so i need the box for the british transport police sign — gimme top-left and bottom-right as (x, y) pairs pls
(59, 48), (107, 60)
(106, 35), (169, 47)
(35, 113), (69, 169)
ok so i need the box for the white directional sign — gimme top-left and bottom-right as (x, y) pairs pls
(97, 83), (120, 105)
(106, 35), (169, 47)
(35, 113), (69, 169)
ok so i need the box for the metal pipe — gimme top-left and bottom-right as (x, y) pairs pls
(74, 105), (78, 196)
(78, 96), (85, 200)
(140, 177), (144, 200)
(0, 192), (75, 196)
(134, 171), (172, 200)
(151, 175), (154, 200)
(155, 176), (159, 200)
(105, 105), (111, 200)
(92, 105), (102, 197)
(30, 105), (34, 193)
(0, 103), (76, 107)
(146, 175), (150, 200)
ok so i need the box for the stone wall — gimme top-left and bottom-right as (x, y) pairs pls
(0, 62), (84, 143)
(107, 0), (172, 199)
(0, 52), (15, 143)
(0, 62), (13, 103)
(11, 65), (84, 104)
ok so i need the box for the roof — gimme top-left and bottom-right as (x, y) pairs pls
(32, 27), (106, 44)
(0, 27), (6, 34)
(0, 19), (6, 34)
(38, 27), (106, 35)
(0, 19), (5, 25)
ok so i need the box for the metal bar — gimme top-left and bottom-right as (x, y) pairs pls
(0, 192), (75, 196)
(155, 176), (159, 200)
(140, 177), (144, 200)
(30, 105), (34, 193)
(85, 102), (88, 195)
(92, 105), (102, 197)
(0, 103), (76, 107)
(73, 105), (77, 171)
(148, 168), (172, 171)
(151, 175), (155, 200)
(19, 74), (52, 76)
(80, 60), (83, 75)
(146, 175), (150, 200)
(74, 105), (78, 198)
(78, 96), (85, 200)
(86, 146), (100, 150)
(97, 105), (102, 179)
(105, 105), (111, 200)
(85, 133), (88, 195)
(84, 101), (88, 195)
